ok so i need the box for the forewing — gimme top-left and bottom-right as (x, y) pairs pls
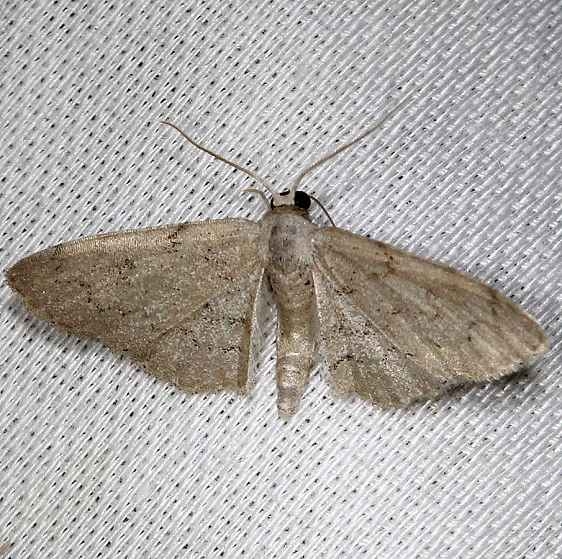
(7, 219), (267, 394)
(312, 227), (548, 407)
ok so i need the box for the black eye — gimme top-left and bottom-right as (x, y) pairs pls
(294, 191), (311, 210)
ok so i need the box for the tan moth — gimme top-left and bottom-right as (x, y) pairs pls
(6, 103), (548, 417)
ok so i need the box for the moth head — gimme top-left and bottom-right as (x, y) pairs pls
(271, 189), (311, 211)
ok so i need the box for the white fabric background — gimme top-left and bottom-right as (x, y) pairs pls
(1, 1), (560, 558)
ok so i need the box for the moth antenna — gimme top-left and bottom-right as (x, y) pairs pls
(290, 90), (417, 194)
(161, 121), (275, 195)
(242, 188), (270, 208)
(309, 194), (336, 227)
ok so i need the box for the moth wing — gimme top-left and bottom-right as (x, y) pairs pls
(7, 219), (268, 394)
(312, 227), (548, 407)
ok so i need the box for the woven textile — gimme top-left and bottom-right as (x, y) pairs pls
(1, 1), (560, 557)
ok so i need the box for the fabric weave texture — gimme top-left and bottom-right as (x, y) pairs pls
(0, 1), (560, 558)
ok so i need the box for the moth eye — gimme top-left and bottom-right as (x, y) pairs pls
(294, 191), (311, 210)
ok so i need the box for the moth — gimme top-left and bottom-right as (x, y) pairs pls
(6, 108), (548, 417)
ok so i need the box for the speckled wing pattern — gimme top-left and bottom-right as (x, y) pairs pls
(312, 227), (548, 407)
(7, 219), (266, 394)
